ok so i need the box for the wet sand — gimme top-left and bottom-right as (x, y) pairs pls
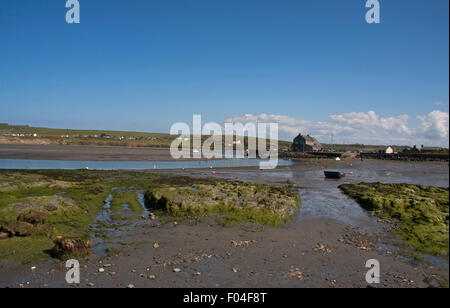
(1, 218), (446, 288)
(0, 161), (448, 288)
(0, 144), (178, 161)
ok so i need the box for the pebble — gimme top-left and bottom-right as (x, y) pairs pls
(153, 243), (160, 249)
(173, 268), (182, 273)
(98, 268), (105, 273)
(148, 275), (156, 280)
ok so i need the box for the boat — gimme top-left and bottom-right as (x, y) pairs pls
(324, 170), (346, 179)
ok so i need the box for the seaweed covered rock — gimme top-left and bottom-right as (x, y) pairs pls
(17, 209), (47, 225)
(144, 181), (300, 226)
(52, 236), (92, 260)
(339, 182), (449, 257)
(0, 220), (53, 238)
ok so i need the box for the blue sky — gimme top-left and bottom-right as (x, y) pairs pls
(0, 0), (448, 145)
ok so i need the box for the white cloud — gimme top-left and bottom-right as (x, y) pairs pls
(417, 110), (449, 141)
(329, 111), (411, 135)
(223, 110), (449, 147)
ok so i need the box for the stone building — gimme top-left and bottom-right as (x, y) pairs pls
(291, 134), (323, 152)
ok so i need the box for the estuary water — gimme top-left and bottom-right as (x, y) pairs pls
(0, 158), (297, 170)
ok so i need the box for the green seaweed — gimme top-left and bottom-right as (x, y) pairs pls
(144, 182), (300, 227)
(339, 183), (449, 258)
(0, 170), (301, 263)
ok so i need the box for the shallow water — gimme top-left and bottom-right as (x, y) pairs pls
(178, 161), (449, 232)
(292, 161), (449, 228)
(92, 192), (121, 256)
(137, 193), (150, 217)
(0, 158), (297, 170)
(95, 193), (113, 223)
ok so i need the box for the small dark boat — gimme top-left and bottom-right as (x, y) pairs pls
(324, 170), (346, 179)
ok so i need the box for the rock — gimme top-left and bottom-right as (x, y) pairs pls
(153, 243), (159, 249)
(98, 268), (105, 273)
(17, 209), (47, 225)
(173, 268), (181, 273)
(30, 266), (37, 271)
(0, 232), (9, 240)
(87, 283), (95, 287)
(51, 236), (92, 260)
(193, 272), (201, 276)
(232, 268), (239, 273)
(0, 222), (34, 237)
(148, 275), (156, 280)
(127, 284), (135, 289)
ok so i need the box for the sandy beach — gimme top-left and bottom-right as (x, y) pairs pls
(0, 144), (179, 161)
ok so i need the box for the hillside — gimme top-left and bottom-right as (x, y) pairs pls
(0, 124), (292, 149)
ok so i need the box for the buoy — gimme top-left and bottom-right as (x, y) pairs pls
(212, 171), (216, 175)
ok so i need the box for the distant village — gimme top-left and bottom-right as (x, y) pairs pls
(289, 133), (444, 154)
(1, 131), (159, 141)
(286, 133), (448, 162)
(0, 124), (159, 142)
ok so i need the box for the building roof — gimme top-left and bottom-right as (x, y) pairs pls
(294, 134), (322, 147)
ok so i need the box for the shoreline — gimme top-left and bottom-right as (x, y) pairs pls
(0, 144), (218, 162)
(0, 163), (448, 288)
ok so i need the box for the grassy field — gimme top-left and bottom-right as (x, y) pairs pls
(0, 170), (299, 263)
(0, 124), (177, 147)
(339, 183), (449, 259)
(0, 124), (292, 149)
